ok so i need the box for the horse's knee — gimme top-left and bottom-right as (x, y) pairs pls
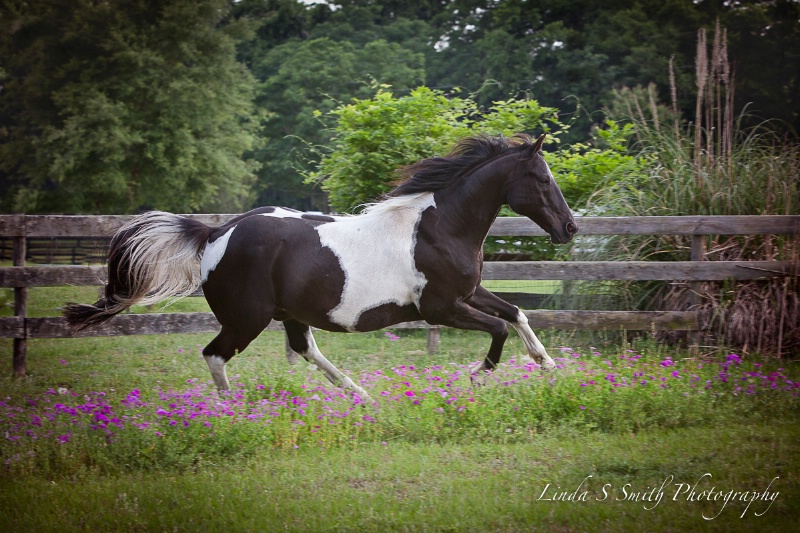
(489, 322), (509, 343)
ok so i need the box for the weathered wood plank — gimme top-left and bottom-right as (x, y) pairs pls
(482, 260), (796, 281)
(24, 313), (224, 338)
(2, 259), (794, 287)
(0, 311), (699, 339)
(0, 215), (25, 238)
(13, 236), (28, 377)
(0, 266), (107, 287)
(0, 317), (25, 338)
(490, 292), (618, 309)
(19, 214), (239, 238)
(489, 215), (800, 237)
(524, 310), (699, 330)
(4, 214), (798, 239)
(24, 215), (130, 238)
(14, 315), (428, 338)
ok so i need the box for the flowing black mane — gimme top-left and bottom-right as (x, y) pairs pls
(390, 134), (534, 197)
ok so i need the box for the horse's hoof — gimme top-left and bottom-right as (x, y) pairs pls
(515, 354), (536, 366)
(541, 359), (556, 371)
(353, 392), (374, 405)
(470, 371), (489, 387)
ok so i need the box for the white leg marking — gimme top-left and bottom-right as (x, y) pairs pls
(511, 310), (556, 370)
(300, 330), (372, 402)
(204, 355), (230, 390)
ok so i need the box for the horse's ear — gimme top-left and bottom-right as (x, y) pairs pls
(522, 134), (546, 160)
(533, 134), (546, 153)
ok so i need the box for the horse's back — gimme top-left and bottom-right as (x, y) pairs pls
(201, 199), (437, 333)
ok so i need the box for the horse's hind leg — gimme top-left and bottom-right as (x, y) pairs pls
(283, 320), (372, 402)
(202, 325), (263, 391)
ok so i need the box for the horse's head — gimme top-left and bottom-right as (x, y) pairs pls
(505, 134), (578, 244)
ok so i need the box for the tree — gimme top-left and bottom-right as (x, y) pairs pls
(424, 0), (800, 137)
(251, 37), (425, 210)
(307, 85), (642, 261)
(306, 86), (563, 213)
(0, 0), (260, 214)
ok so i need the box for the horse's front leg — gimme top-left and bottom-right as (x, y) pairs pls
(466, 286), (556, 370)
(421, 299), (511, 379)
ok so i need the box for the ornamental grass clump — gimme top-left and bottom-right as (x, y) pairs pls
(585, 23), (799, 355)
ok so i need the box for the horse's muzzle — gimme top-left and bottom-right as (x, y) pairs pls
(566, 221), (579, 236)
(551, 221), (579, 244)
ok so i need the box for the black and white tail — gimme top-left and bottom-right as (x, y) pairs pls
(64, 212), (211, 330)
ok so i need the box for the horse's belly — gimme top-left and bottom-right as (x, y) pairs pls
(350, 302), (423, 332)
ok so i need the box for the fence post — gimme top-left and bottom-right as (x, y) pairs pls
(13, 233), (27, 378)
(426, 326), (441, 354)
(689, 234), (706, 350)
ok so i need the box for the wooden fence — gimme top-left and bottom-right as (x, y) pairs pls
(0, 237), (107, 264)
(1, 214), (798, 377)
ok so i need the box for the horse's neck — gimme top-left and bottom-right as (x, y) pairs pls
(433, 155), (511, 246)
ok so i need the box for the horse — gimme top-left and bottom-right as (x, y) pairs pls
(64, 134), (578, 400)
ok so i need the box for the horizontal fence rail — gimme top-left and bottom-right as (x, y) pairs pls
(2, 260), (795, 288)
(1, 214), (798, 377)
(2, 214), (798, 238)
(0, 311), (700, 340)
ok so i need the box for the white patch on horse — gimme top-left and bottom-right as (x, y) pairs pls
(316, 192), (436, 331)
(200, 226), (236, 283)
(510, 309), (556, 370)
(258, 207), (304, 219)
(204, 354), (230, 390)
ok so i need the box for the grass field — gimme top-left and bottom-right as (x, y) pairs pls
(1, 290), (799, 531)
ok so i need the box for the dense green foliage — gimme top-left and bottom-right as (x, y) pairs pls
(2, 0), (797, 213)
(252, 39), (425, 210)
(0, 0), (261, 214)
(307, 86), (563, 212)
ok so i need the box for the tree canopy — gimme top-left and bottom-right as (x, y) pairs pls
(1, 0), (260, 214)
(307, 86), (563, 212)
(1, 0), (797, 214)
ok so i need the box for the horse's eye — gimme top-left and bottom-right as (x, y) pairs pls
(531, 170), (551, 185)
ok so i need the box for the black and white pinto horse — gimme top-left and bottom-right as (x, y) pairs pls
(65, 134), (577, 400)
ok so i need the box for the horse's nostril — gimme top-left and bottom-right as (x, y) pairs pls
(566, 222), (578, 234)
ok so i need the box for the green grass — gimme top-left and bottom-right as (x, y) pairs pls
(1, 423), (796, 532)
(480, 279), (562, 295)
(1, 287), (798, 531)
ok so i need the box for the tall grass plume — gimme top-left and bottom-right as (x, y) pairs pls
(587, 22), (798, 355)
